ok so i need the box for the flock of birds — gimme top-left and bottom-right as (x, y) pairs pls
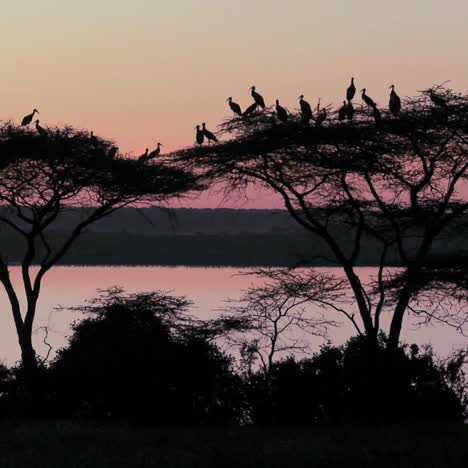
(17, 80), (450, 164)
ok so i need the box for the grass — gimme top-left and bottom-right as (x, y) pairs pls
(0, 420), (466, 467)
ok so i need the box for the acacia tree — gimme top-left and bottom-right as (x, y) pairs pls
(223, 268), (343, 374)
(171, 86), (468, 354)
(0, 123), (199, 377)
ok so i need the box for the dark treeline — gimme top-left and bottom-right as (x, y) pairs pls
(0, 209), (466, 266)
(0, 290), (466, 425)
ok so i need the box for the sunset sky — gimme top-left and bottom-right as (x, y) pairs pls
(1, 0), (467, 207)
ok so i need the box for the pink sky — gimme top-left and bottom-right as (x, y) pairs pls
(1, 1), (467, 208)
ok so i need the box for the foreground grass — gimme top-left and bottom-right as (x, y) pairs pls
(0, 421), (466, 467)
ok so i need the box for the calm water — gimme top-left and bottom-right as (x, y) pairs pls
(0, 266), (466, 364)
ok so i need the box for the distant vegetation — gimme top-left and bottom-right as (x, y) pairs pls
(0, 207), (466, 266)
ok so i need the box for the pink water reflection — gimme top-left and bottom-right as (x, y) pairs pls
(0, 266), (465, 365)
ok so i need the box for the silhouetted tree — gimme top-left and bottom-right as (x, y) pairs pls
(171, 85), (468, 354)
(50, 289), (243, 423)
(223, 268), (343, 374)
(0, 123), (199, 386)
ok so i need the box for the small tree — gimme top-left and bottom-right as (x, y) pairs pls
(172, 86), (468, 354)
(224, 268), (345, 374)
(0, 123), (199, 381)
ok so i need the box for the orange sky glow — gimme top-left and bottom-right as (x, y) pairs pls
(1, 0), (467, 207)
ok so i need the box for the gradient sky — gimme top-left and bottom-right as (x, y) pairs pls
(1, 0), (467, 207)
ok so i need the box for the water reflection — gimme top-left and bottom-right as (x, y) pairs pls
(0, 266), (465, 364)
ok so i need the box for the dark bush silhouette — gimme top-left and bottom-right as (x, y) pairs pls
(46, 291), (243, 423)
(246, 335), (467, 424)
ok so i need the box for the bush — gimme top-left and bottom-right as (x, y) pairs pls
(47, 291), (243, 423)
(246, 335), (466, 424)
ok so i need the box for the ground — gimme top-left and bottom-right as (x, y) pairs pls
(0, 421), (466, 467)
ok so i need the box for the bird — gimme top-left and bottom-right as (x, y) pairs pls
(250, 86), (266, 109)
(242, 102), (258, 117)
(148, 142), (163, 159)
(202, 123), (218, 144)
(34, 120), (47, 137)
(298, 95), (313, 123)
(316, 109), (327, 127)
(346, 78), (356, 101)
(275, 100), (288, 122)
(361, 89), (377, 108)
(21, 109), (39, 126)
(338, 101), (347, 121)
(195, 125), (204, 145)
(138, 148), (149, 162)
(372, 106), (381, 125)
(389, 85), (401, 116)
(108, 146), (118, 159)
(345, 101), (355, 120)
(429, 89), (447, 108)
(226, 97), (242, 116)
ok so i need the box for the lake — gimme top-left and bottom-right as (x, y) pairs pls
(0, 266), (466, 365)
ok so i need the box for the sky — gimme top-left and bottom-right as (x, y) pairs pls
(1, 0), (467, 207)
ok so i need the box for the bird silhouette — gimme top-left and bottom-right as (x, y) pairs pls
(227, 97), (242, 116)
(21, 109), (39, 126)
(429, 89), (447, 108)
(338, 101), (347, 121)
(345, 101), (355, 120)
(361, 89), (377, 108)
(372, 106), (381, 125)
(298, 95), (313, 123)
(347, 78), (356, 101)
(34, 120), (47, 137)
(202, 123), (218, 144)
(250, 86), (266, 109)
(389, 85), (401, 116)
(138, 148), (149, 162)
(243, 102), (258, 117)
(195, 125), (205, 145)
(316, 109), (327, 127)
(148, 142), (162, 160)
(108, 146), (118, 159)
(275, 100), (288, 122)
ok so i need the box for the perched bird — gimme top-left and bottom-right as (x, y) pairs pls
(361, 88), (377, 108)
(21, 109), (39, 126)
(34, 120), (47, 137)
(346, 78), (356, 101)
(338, 101), (347, 121)
(275, 100), (288, 122)
(138, 148), (149, 162)
(108, 146), (118, 159)
(226, 97), (242, 116)
(389, 85), (401, 116)
(250, 86), (266, 109)
(372, 106), (381, 125)
(195, 125), (204, 145)
(298, 95), (313, 122)
(345, 101), (355, 120)
(429, 89), (447, 108)
(202, 123), (218, 144)
(242, 102), (258, 117)
(316, 109), (327, 127)
(148, 142), (163, 159)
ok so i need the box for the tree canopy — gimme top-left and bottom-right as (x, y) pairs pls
(170, 86), (468, 351)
